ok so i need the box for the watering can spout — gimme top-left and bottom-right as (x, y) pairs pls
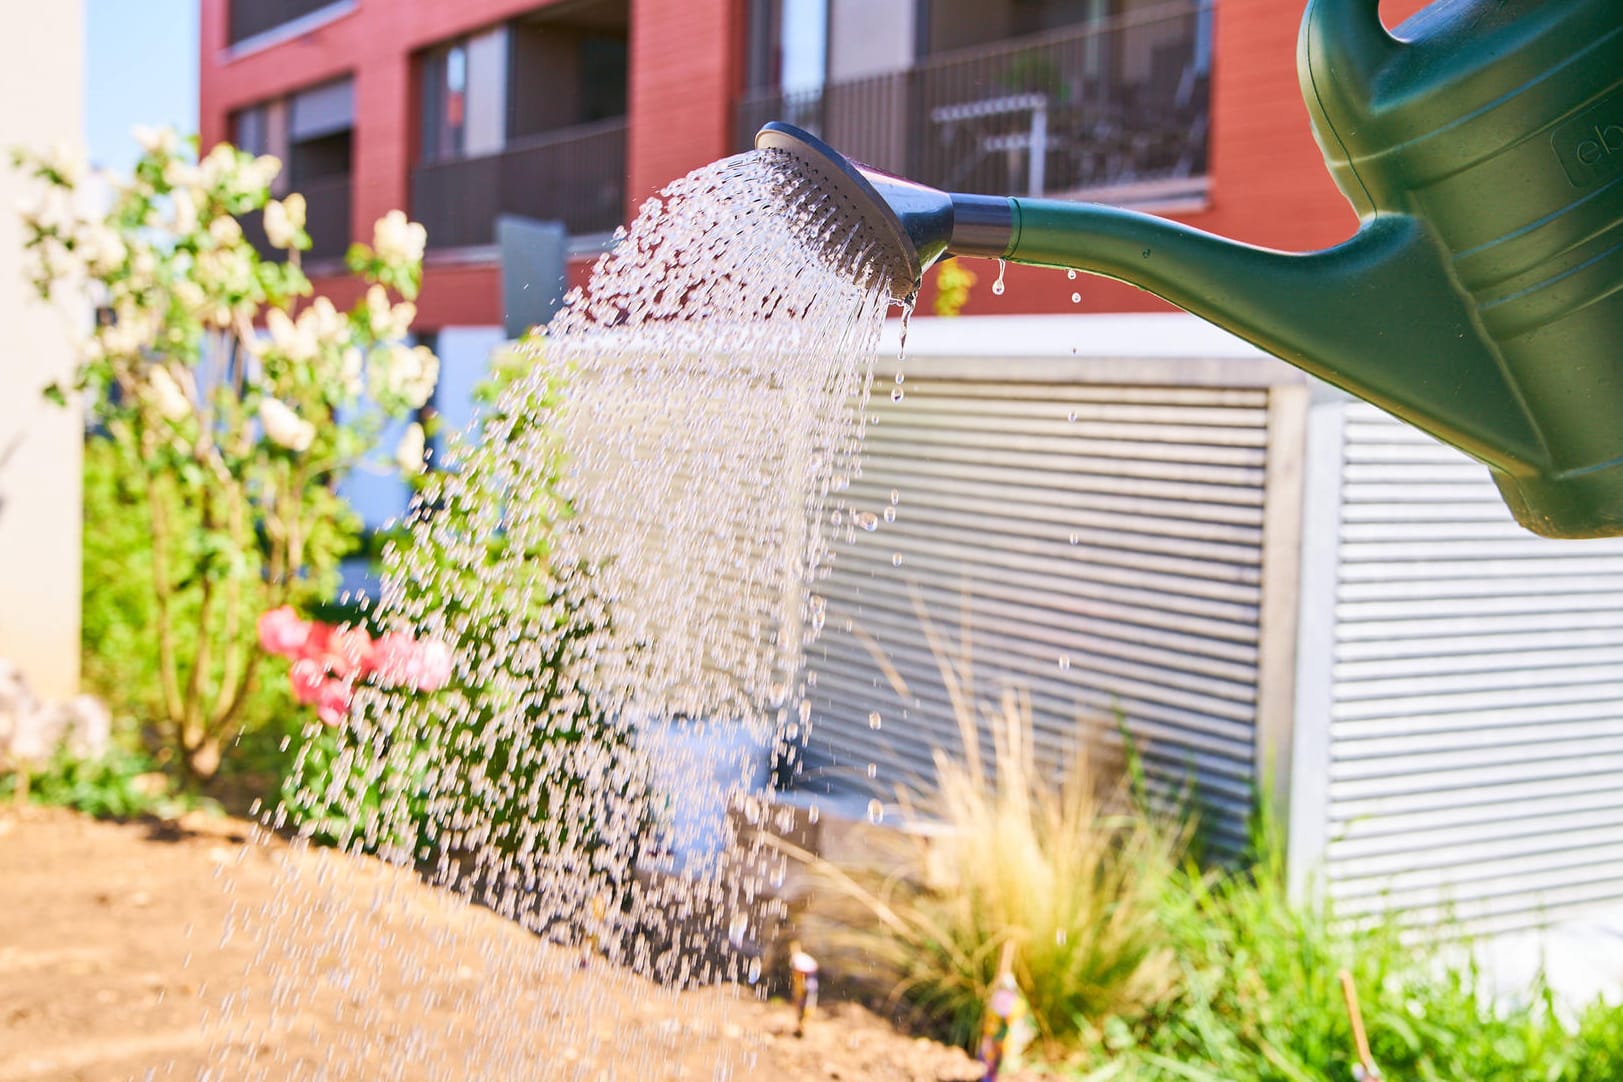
(1000, 199), (1545, 475)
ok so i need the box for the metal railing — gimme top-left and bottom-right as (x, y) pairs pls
(241, 172), (352, 266)
(410, 119), (628, 250)
(737, 0), (1211, 201)
(228, 0), (348, 46)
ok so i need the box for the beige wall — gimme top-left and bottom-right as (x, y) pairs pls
(0, 1), (84, 699)
(827, 0), (913, 82)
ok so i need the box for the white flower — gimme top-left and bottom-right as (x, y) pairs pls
(248, 154), (282, 192)
(259, 396), (315, 452)
(145, 365), (193, 422)
(174, 278), (207, 317)
(373, 343), (439, 410)
(372, 210), (426, 267)
(365, 284), (415, 342)
(99, 302), (156, 357)
(132, 125), (180, 156)
(77, 221), (127, 274)
(192, 245), (253, 299)
(395, 422), (426, 474)
(196, 143), (238, 190)
(208, 214), (243, 247)
(170, 186), (198, 235)
(299, 296), (346, 343)
(263, 193), (305, 249)
(129, 247), (158, 287)
(339, 346), (364, 396)
(43, 140), (84, 187)
(265, 308), (319, 363)
(163, 159), (199, 192)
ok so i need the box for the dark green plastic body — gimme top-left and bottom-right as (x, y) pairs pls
(1000, 0), (1623, 538)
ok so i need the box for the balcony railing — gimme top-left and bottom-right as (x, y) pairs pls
(228, 0), (350, 46)
(410, 119), (628, 251)
(737, 0), (1211, 202)
(242, 172), (352, 266)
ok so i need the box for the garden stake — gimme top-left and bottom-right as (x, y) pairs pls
(1338, 968), (1382, 1081)
(580, 893), (608, 969)
(978, 940), (1028, 1081)
(789, 941), (818, 1037)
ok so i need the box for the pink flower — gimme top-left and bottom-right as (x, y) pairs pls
(257, 606), (309, 657)
(324, 626), (373, 679)
(367, 632), (421, 687)
(289, 659), (325, 705)
(298, 622), (372, 679)
(414, 639), (453, 693)
(316, 678), (352, 726)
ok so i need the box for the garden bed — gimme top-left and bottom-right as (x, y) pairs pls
(0, 808), (1027, 1081)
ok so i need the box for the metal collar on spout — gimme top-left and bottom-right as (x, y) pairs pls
(755, 122), (1013, 297)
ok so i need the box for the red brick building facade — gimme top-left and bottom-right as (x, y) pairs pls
(199, 0), (1428, 329)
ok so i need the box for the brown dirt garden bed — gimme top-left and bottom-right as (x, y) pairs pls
(0, 807), (1044, 1081)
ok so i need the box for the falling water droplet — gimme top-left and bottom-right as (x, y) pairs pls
(1056, 929), (1069, 946)
(889, 489), (900, 505)
(897, 300), (913, 364)
(1067, 269), (1077, 279)
(867, 799), (884, 824)
(728, 911), (748, 948)
(1067, 409), (1077, 422)
(747, 956), (763, 984)
(882, 506), (896, 523)
(991, 259), (1007, 296)
(1058, 655), (1071, 671)
(891, 553), (903, 567)
(854, 510), (879, 531)
(1069, 532), (1079, 545)
(1071, 292), (1081, 304)
(867, 762), (878, 779)
(868, 710), (882, 730)
(891, 387), (904, 402)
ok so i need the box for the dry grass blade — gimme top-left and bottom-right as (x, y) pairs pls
(788, 592), (1190, 1057)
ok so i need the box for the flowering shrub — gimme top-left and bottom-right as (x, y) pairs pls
(15, 128), (439, 778)
(255, 606), (450, 725)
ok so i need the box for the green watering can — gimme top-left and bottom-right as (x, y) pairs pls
(758, 0), (1623, 538)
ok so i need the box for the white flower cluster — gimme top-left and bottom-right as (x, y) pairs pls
(263, 192), (306, 250)
(20, 124), (441, 477)
(373, 210), (427, 266)
(373, 343), (439, 411)
(259, 395), (315, 452)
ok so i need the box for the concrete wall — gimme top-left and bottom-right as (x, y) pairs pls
(0, 0), (84, 699)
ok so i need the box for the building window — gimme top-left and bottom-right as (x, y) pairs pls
(745, 0), (828, 93)
(421, 41), (470, 163)
(230, 78), (355, 263)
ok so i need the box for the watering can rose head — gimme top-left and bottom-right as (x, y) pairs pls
(256, 606), (452, 724)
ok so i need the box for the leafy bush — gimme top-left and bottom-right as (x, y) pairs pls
(1078, 808), (1623, 1081)
(1, 743), (198, 820)
(80, 435), (300, 767)
(17, 129), (438, 779)
(278, 337), (639, 914)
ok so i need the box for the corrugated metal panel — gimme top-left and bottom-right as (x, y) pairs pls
(800, 374), (1277, 854)
(1324, 402), (1623, 929)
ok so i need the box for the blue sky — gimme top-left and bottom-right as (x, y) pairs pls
(85, 0), (199, 172)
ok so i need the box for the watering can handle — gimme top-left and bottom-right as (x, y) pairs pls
(1302, 0), (1403, 102)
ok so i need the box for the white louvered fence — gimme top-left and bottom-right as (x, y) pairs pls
(796, 315), (1623, 933)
